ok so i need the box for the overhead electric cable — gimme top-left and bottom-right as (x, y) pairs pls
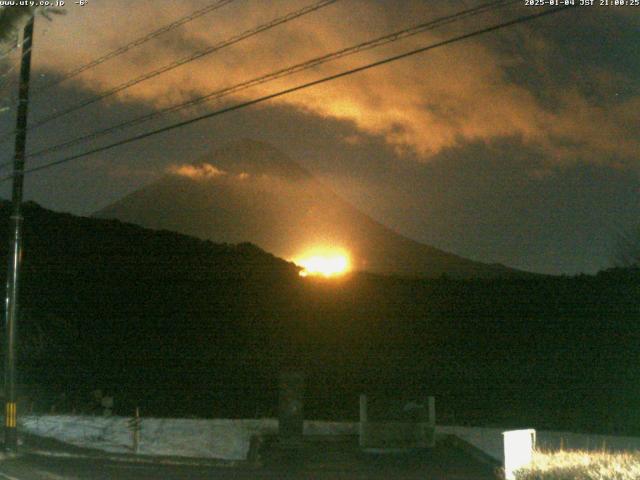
(0, 45), (32, 108)
(31, 0), (238, 95)
(0, 41), (23, 97)
(0, 42), (18, 61)
(18, 0), (516, 162)
(0, 0), (237, 143)
(26, 0), (339, 131)
(0, 65), (18, 98)
(0, 5), (572, 182)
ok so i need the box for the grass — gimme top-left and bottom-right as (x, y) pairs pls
(514, 449), (640, 480)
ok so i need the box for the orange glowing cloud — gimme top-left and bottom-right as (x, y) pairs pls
(168, 163), (227, 180)
(168, 162), (257, 183)
(32, 1), (639, 167)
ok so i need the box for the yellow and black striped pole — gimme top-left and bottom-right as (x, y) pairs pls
(4, 14), (35, 452)
(4, 402), (16, 429)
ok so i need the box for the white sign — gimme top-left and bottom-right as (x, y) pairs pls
(503, 429), (536, 480)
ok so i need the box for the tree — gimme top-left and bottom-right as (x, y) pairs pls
(0, 7), (31, 47)
(0, 6), (64, 49)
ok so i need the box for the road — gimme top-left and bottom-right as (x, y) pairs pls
(0, 446), (499, 479)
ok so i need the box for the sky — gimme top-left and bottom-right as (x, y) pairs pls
(0, 0), (638, 275)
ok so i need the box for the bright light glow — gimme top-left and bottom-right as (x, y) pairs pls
(294, 250), (350, 278)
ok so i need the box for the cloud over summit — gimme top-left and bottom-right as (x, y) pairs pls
(168, 163), (227, 180)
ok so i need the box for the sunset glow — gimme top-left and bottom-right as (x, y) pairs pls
(294, 250), (350, 278)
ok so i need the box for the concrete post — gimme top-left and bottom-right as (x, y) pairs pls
(428, 396), (436, 426)
(359, 394), (367, 448)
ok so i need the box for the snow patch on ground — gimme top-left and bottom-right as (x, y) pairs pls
(20, 415), (278, 460)
(20, 416), (358, 460)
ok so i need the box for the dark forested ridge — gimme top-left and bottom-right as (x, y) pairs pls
(0, 200), (301, 415)
(1, 201), (639, 435)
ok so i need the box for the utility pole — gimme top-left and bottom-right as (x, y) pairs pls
(4, 14), (35, 452)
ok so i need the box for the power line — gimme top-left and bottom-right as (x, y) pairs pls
(0, 0), (336, 145)
(30, 0), (238, 95)
(0, 45), (32, 113)
(0, 59), (18, 83)
(0, 40), (19, 61)
(0, 30), (20, 60)
(0, 0), (237, 142)
(0, 40), (23, 101)
(18, 0), (517, 163)
(26, 0), (339, 130)
(0, 5), (572, 182)
(0, 64), (18, 100)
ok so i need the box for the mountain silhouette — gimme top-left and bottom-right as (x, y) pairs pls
(96, 140), (525, 278)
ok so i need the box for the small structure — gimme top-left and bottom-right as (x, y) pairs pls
(359, 394), (435, 449)
(278, 371), (305, 441)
